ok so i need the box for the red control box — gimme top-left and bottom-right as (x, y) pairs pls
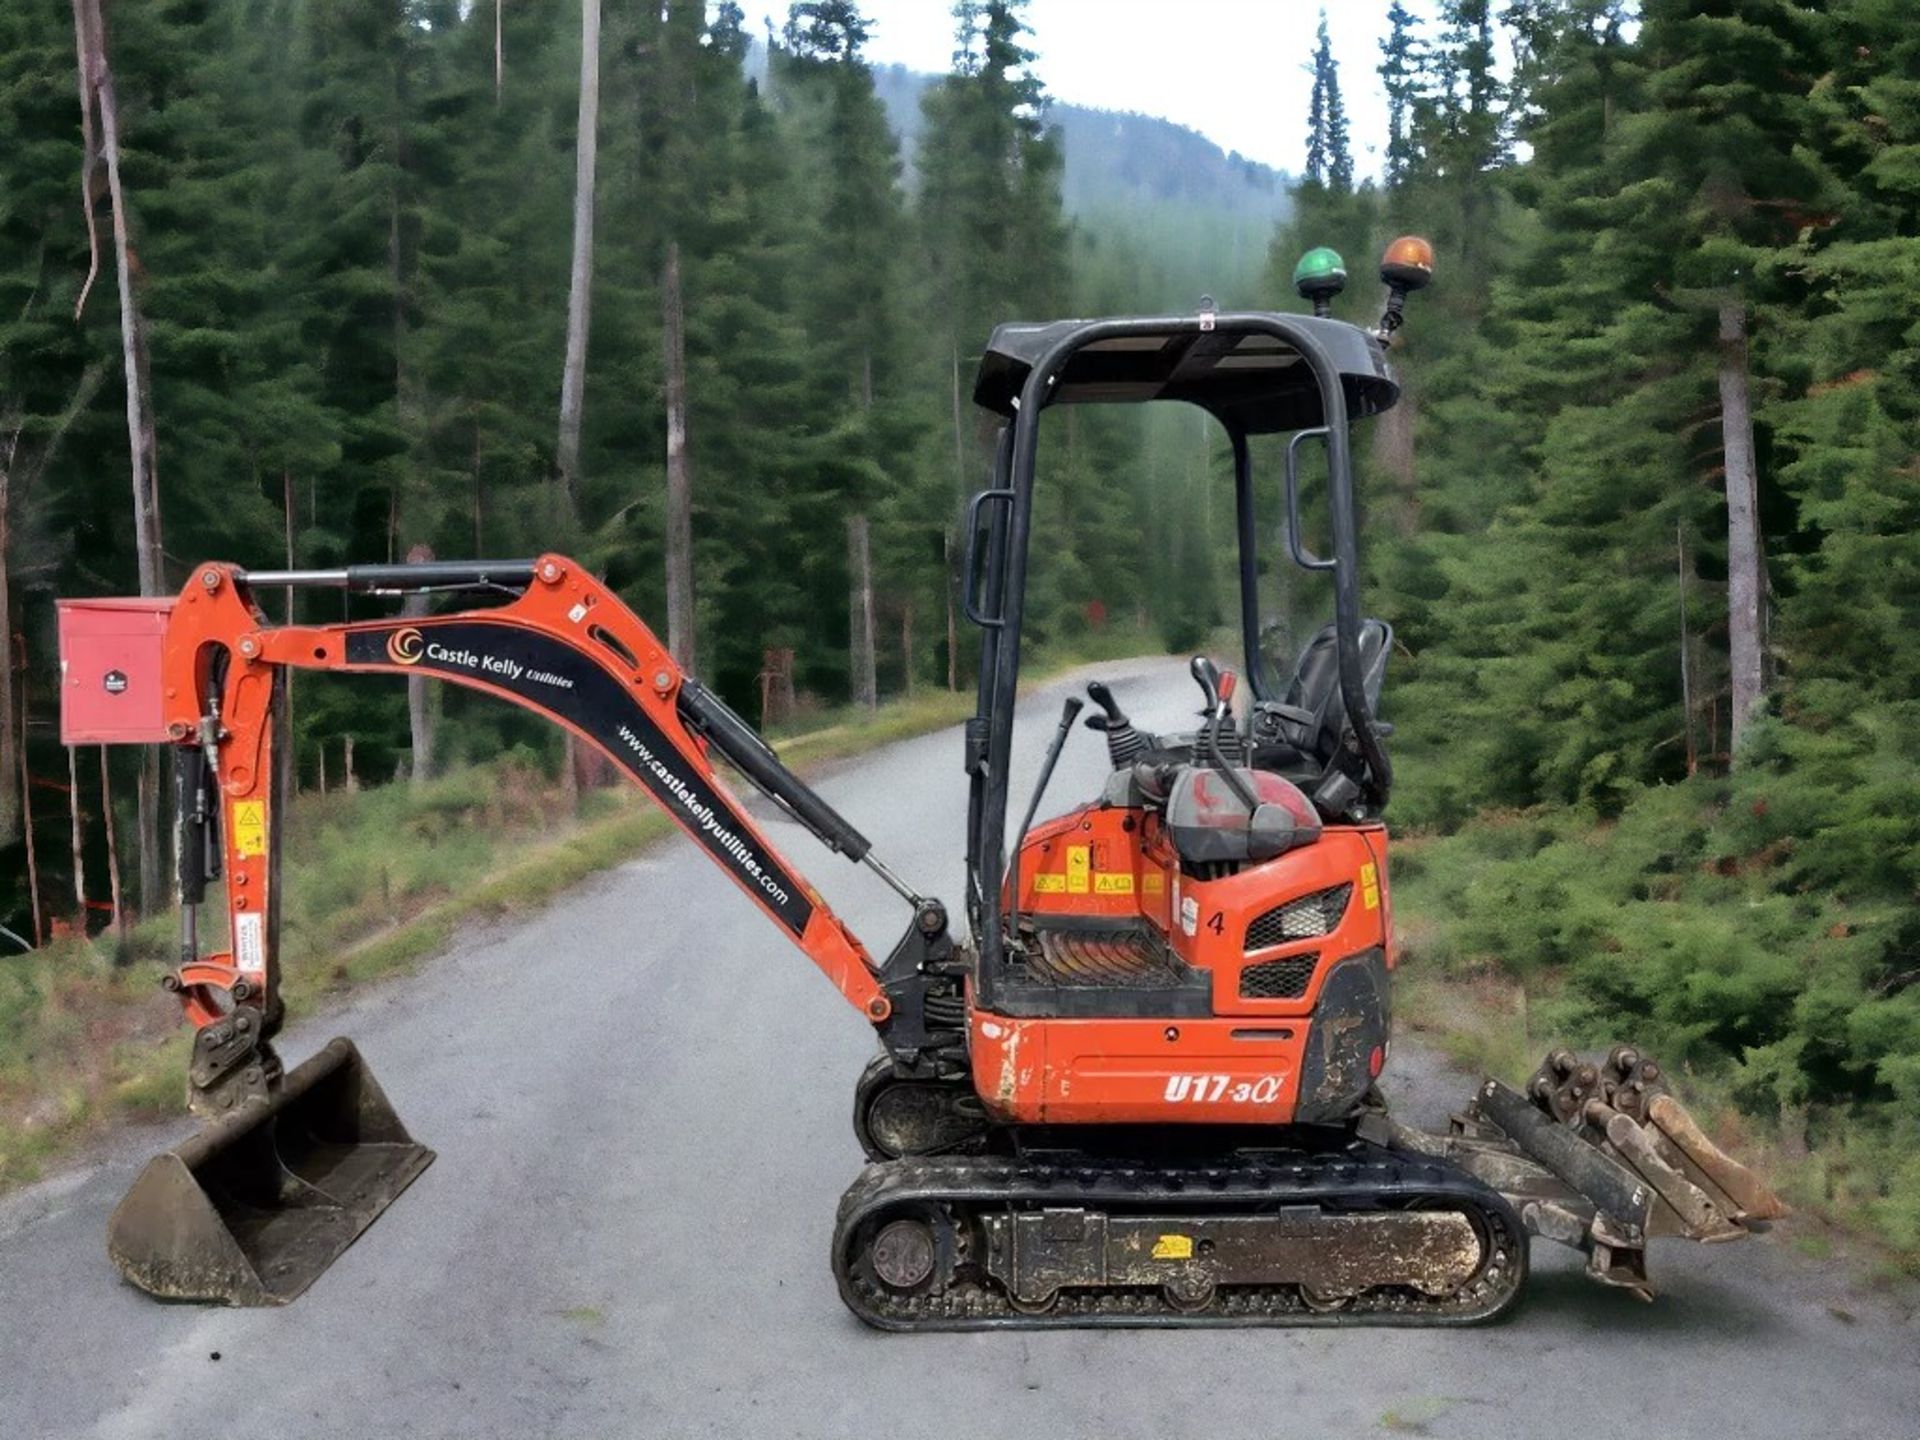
(56, 597), (175, 744)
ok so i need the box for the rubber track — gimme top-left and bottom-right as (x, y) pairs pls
(833, 1145), (1529, 1330)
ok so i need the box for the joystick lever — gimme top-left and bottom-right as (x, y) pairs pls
(1190, 655), (1224, 718)
(1083, 679), (1147, 768)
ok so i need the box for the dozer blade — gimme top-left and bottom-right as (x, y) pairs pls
(107, 1038), (434, 1306)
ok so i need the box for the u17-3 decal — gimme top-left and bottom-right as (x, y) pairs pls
(1163, 1073), (1288, 1105)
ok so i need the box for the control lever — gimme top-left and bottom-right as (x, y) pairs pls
(1189, 656), (1259, 810)
(1189, 655), (1223, 717)
(1083, 679), (1147, 767)
(1082, 679), (1126, 731)
(1006, 695), (1087, 946)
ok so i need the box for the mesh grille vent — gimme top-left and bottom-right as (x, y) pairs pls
(1245, 883), (1353, 952)
(1239, 951), (1320, 1000)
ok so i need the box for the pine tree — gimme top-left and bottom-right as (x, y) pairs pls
(772, 2), (923, 701)
(1304, 13), (1330, 188)
(1380, 2), (1424, 189)
(1761, 0), (1920, 721)
(1324, 24), (1352, 195)
(1299, 11), (1353, 195)
(1634, 0), (1844, 756)
(913, 0), (1068, 677)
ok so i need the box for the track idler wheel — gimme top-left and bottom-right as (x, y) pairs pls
(852, 1054), (990, 1161)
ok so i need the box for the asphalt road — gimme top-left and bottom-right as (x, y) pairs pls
(3, 657), (1916, 1440)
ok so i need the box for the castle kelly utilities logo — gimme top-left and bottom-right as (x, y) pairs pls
(386, 626), (425, 664)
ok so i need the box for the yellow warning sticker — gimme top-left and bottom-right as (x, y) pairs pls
(232, 800), (267, 859)
(1151, 1234), (1194, 1261)
(1066, 845), (1090, 894)
(1360, 861), (1380, 911)
(1031, 873), (1067, 894)
(1142, 871), (1165, 895)
(1093, 872), (1135, 895)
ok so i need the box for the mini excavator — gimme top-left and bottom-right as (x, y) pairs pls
(58, 238), (1783, 1326)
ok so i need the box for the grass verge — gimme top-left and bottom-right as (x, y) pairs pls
(0, 681), (993, 1192)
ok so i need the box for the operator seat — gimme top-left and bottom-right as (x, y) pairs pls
(1254, 619), (1393, 771)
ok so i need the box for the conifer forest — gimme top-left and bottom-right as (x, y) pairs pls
(3, 1), (1919, 1255)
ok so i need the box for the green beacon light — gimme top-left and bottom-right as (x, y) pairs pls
(1292, 246), (1347, 317)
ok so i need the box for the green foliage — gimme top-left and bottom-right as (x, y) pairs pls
(1398, 729), (1920, 1257)
(1364, 0), (1920, 1257)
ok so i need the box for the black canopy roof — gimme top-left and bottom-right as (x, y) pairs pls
(971, 313), (1400, 435)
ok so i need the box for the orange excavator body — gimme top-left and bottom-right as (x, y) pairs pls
(974, 805), (1390, 1126)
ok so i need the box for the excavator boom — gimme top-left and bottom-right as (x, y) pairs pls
(61, 554), (950, 1303)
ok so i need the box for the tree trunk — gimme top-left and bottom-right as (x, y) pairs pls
(100, 748), (125, 944)
(1718, 293), (1765, 758)
(950, 343), (966, 500)
(662, 240), (696, 671)
(559, 733), (580, 815)
(19, 669), (42, 946)
(136, 752), (160, 915)
(73, 0), (162, 598)
(757, 647), (795, 730)
(900, 600), (914, 697)
(494, 0), (504, 104)
(401, 543), (437, 787)
(945, 538), (959, 693)
(847, 514), (877, 712)
(0, 434), (15, 846)
(1677, 521), (1696, 776)
(947, 342), (967, 693)
(388, 182), (407, 403)
(74, 0), (167, 911)
(67, 745), (87, 926)
(554, 0), (601, 525)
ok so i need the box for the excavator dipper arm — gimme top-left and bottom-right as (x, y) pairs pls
(157, 554), (935, 1115)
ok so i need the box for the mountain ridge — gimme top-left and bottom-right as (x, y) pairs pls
(747, 43), (1292, 225)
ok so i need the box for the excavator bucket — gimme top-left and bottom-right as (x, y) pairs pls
(107, 1039), (434, 1306)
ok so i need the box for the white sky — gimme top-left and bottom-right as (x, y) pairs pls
(742, 0), (1437, 175)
